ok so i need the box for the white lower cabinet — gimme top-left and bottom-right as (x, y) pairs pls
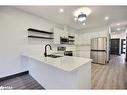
(73, 51), (90, 58)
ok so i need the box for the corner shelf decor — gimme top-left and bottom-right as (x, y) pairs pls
(27, 28), (54, 39)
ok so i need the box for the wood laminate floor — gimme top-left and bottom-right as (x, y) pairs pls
(0, 74), (44, 90)
(92, 54), (127, 89)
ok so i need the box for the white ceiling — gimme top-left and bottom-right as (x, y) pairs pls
(110, 21), (127, 33)
(16, 6), (127, 31)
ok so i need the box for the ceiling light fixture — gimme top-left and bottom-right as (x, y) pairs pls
(78, 14), (87, 22)
(60, 9), (64, 13)
(105, 16), (109, 20)
(117, 28), (120, 31)
(73, 7), (91, 26)
(117, 23), (120, 26)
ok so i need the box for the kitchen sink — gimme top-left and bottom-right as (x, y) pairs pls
(46, 54), (62, 58)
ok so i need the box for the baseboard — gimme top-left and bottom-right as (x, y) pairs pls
(0, 71), (29, 82)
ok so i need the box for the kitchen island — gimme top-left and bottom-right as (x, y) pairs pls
(22, 53), (91, 89)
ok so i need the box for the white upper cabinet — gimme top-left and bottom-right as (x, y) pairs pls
(74, 33), (79, 45)
(53, 27), (61, 44)
(68, 31), (75, 36)
(53, 26), (78, 45)
(63, 25), (68, 38)
(53, 27), (68, 44)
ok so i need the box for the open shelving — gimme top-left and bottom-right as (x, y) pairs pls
(28, 35), (54, 39)
(68, 36), (75, 38)
(69, 40), (75, 42)
(27, 28), (54, 40)
(28, 28), (53, 34)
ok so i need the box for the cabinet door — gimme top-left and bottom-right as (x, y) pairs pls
(73, 51), (80, 57)
(80, 51), (90, 58)
(53, 27), (60, 44)
(74, 34), (78, 45)
(54, 27), (68, 44)
(73, 51), (77, 56)
(64, 31), (68, 38)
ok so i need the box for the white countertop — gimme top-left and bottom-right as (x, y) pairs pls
(22, 52), (92, 72)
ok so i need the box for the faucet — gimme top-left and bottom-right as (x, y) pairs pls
(44, 44), (52, 57)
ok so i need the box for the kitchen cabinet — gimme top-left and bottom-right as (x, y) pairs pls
(22, 53), (91, 89)
(54, 27), (79, 45)
(53, 27), (68, 44)
(73, 51), (90, 58)
(53, 27), (62, 44)
(74, 34), (79, 45)
(63, 30), (68, 38)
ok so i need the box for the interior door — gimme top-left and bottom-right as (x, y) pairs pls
(111, 39), (120, 55)
(121, 39), (126, 54)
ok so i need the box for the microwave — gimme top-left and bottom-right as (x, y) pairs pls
(60, 37), (69, 44)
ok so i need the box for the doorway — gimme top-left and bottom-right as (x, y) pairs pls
(111, 38), (120, 55)
(121, 39), (126, 54)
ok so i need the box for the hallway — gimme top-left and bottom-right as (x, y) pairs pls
(92, 54), (127, 89)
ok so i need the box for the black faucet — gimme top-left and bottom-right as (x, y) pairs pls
(44, 44), (52, 57)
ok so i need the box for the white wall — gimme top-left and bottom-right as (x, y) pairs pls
(111, 31), (126, 54)
(78, 27), (108, 45)
(111, 32), (126, 39)
(77, 26), (109, 60)
(0, 7), (76, 78)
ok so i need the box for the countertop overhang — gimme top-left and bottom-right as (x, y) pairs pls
(21, 53), (92, 72)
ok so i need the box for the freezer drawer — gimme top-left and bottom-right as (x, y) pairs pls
(98, 51), (106, 64)
(91, 51), (98, 63)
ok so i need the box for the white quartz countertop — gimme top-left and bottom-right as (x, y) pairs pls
(22, 52), (92, 72)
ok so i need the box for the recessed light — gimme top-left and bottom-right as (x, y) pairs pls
(82, 23), (86, 26)
(113, 32), (115, 33)
(74, 17), (77, 21)
(117, 28), (120, 31)
(60, 9), (64, 13)
(117, 23), (120, 26)
(105, 16), (109, 20)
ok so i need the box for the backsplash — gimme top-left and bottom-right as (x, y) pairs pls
(57, 46), (66, 51)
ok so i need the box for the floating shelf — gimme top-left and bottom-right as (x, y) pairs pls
(68, 36), (75, 38)
(75, 44), (91, 46)
(68, 43), (75, 45)
(28, 35), (54, 39)
(69, 40), (75, 42)
(28, 28), (53, 34)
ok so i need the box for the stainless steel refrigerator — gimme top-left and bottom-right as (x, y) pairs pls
(90, 37), (107, 64)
